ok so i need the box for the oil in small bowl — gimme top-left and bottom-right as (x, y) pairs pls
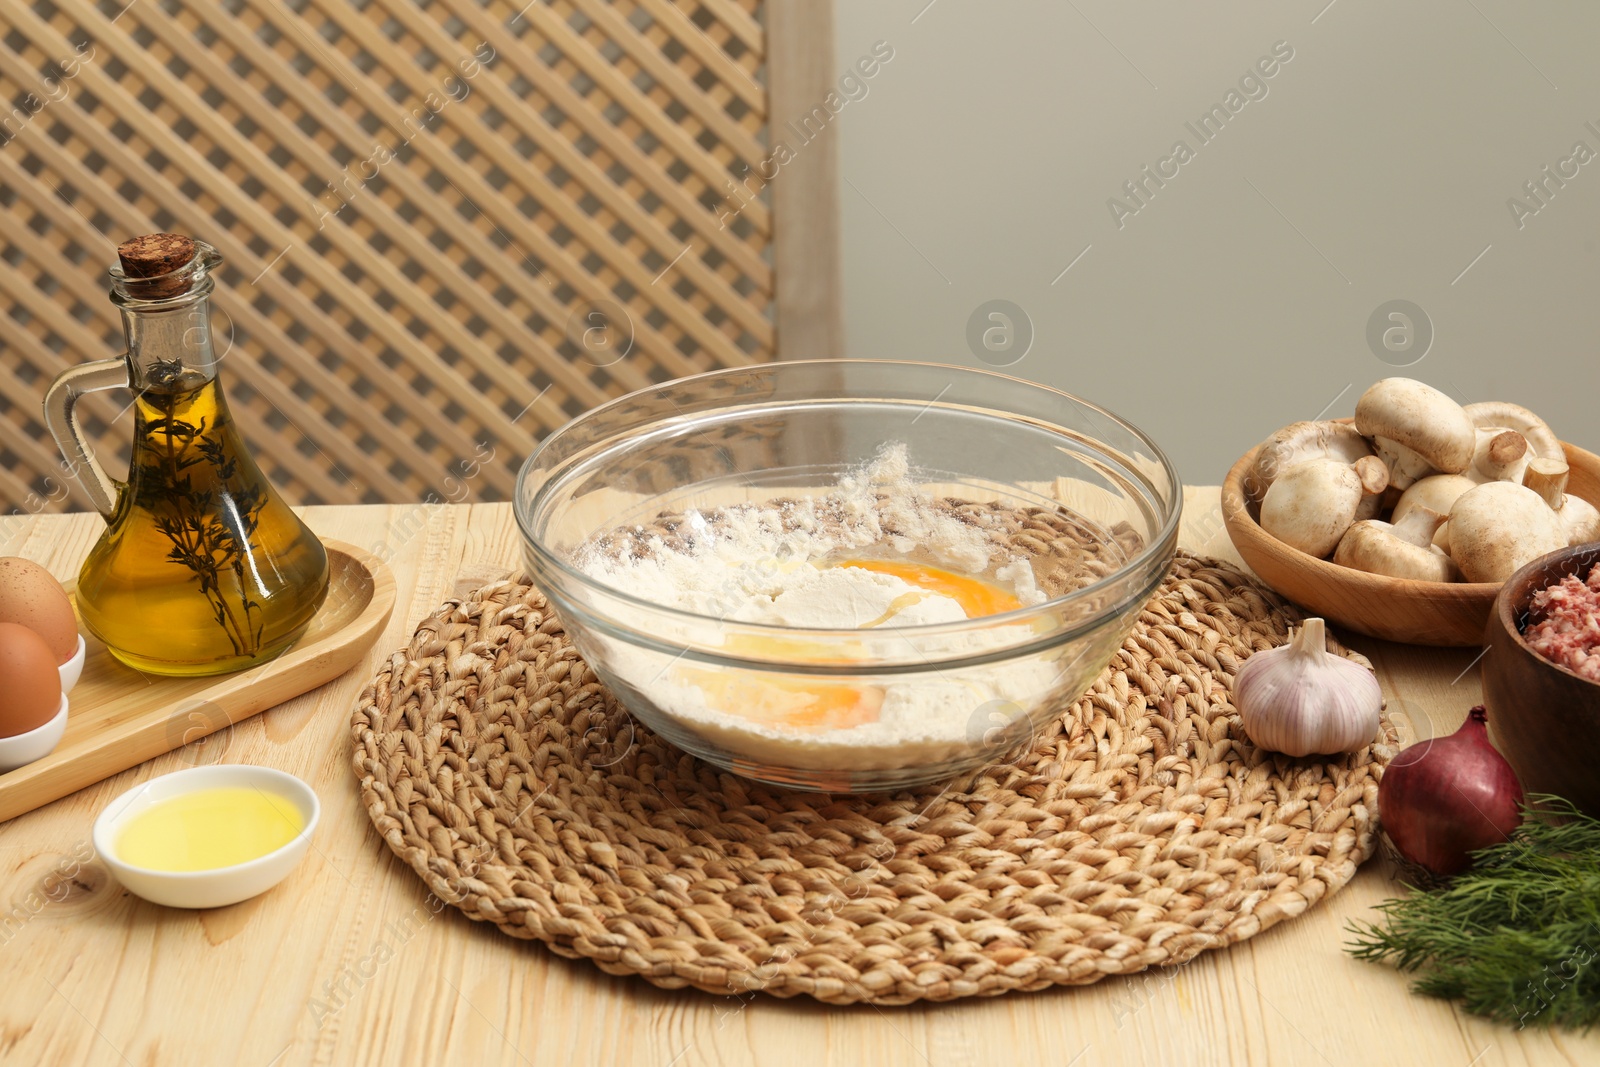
(115, 786), (305, 873)
(94, 766), (318, 909)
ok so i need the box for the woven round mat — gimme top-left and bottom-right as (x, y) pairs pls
(351, 552), (1397, 1005)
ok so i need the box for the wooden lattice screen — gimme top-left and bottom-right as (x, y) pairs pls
(0, 0), (837, 511)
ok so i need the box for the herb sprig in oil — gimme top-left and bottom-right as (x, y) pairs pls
(139, 358), (267, 656)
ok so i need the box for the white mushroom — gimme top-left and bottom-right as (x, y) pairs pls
(1369, 439), (1436, 490)
(1565, 500), (1600, 545)
(1463, 401), (1562, 461)
(1432, 520), (1451, 553)
(1248, 420), (1373, 504)
(1259, 455), (1389, 558)
(1523, 457), (1567, 509)
(1354, 379), (1476, 489)
(1467, 429), (1530, 484)
(1392, 473), (1478, 526)
(1334, 507), (1458, 583)
(1353, 455), (1390, 514)
(1523, 457), (1600, 546)
(1447, 481), (1567, 582)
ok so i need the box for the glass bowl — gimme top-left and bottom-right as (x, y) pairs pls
(514, 360), (1180, 792)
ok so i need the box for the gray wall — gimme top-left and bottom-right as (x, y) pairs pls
(830, 0), (1599, 487)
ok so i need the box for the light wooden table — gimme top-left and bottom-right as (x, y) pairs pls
(2, 493), (1595, 1067)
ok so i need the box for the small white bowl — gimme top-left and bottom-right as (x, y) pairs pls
(93, 765), (319, 909)
(0, 695), (69, 773)
(58, 635), (85, 695)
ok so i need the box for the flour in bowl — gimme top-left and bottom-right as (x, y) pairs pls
(569, 445), (1123, 769)
(577, 444), (1047, 620)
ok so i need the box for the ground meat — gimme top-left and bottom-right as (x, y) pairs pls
(1524, 562), (1600, 682)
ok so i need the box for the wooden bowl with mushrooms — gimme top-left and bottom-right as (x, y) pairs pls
(1222, 380), (1600, 646)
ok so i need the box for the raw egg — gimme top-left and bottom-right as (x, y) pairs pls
(678, 667), (884, 734)
(701, 634), (883, 732)
(828, 559), (1023, 619)
(681, 560), (1021, 733)
(0, 622), (64, 737)
(0, 557), (79, 664)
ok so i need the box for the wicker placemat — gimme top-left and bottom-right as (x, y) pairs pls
(350, 552), (1397, 1005)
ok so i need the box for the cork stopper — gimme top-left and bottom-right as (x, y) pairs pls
(1523, 457), (1570, 509)
(116, 233), (197, 298)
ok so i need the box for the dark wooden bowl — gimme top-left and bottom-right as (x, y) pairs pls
(1222, 428), (1600, 646)
(1483, 542), (1600, 817)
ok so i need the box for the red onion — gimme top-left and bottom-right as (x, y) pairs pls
(1378, 706), (1523, 877)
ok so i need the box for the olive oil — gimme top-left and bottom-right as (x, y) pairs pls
(46, 234), (329, 676)
(116, 787), (304, 872)
(76, 370), (328, 675)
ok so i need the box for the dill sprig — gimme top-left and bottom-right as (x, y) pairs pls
(1347, 795), (1600, 1029)
(138, 359), (267, 655)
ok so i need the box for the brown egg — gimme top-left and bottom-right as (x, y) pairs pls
(0, 557), (79, 664)
(0, 622), (63, 738)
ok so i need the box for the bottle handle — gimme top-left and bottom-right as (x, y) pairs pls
(42, 358), (130, 521)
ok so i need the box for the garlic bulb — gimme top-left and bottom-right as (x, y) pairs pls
(1234, 618), (1382, 757)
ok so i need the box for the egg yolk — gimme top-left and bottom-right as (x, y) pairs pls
(116, 787), (304, 873)
(679, 560), (1021, 734)
(828, 559), (1023, 619)
(678, 668), (884, 733)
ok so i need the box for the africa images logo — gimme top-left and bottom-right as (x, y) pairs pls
(1106, 40), (1296, 229)
(715, 41), (896, 230)
(1505, 123), (1600, 230)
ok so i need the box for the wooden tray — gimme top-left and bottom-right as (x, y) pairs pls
(0, 541), (395, 822)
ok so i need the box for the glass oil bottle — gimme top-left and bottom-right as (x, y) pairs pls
(44, 234), (329, 675)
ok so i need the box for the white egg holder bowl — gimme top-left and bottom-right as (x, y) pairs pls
(0, 635), (87, 776)
(58, 634), (85, 695)
(93, 764), (319, 909)
(0, 695), (68, 774)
